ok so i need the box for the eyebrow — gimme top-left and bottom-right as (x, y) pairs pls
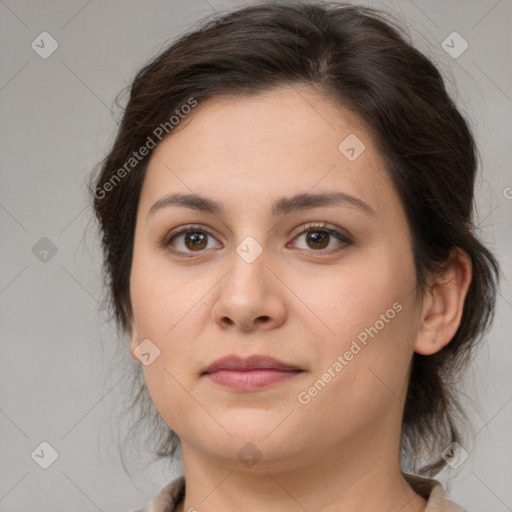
(147, 191), (375, 220)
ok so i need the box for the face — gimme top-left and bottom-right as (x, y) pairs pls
(129, 84), (422, 471)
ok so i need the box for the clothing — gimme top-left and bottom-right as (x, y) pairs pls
(133, 472), (467, 512)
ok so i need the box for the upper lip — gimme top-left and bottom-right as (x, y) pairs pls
(202, 354), (302, 374)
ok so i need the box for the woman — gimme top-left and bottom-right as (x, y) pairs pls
(89, 2), (499, 511)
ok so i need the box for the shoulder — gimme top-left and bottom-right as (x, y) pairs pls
(131, 475), (185, 512)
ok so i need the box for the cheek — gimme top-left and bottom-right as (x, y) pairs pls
(305, 248), (415, 345)
(300, 245), (418, 389)
(130, 261), (212, 431)
(293, 276), (417, 440)
(130, 244), (198, 339)
(129, 254), (219, 395)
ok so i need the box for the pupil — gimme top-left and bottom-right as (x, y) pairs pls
(308, 231), (328, 249)
(187, 232), (206, 250)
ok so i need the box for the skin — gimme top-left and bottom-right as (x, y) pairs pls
(128, 84), (472, 512)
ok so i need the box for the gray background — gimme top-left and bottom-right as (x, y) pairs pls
(0, 0), (511, 510)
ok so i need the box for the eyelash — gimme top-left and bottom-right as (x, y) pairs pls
(161, 222), (352, 258)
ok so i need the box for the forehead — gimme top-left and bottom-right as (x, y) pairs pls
(140, 84), (397, 219)
(153, 85), (365, 157)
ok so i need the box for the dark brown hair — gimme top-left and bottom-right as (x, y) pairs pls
(88, 1), (499, 477)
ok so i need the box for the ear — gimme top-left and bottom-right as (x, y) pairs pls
(414, 248), (472, 356)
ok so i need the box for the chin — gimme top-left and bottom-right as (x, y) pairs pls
(184, 410), (304, 458)
(200, 435), (307, 473)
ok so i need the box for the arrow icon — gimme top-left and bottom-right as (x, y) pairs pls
(441, 32), (468, 59)
(31, 441), (59, 469)
(237, 442), (262, 468)
(338, 134), (365, 161)
(32, 237), (58, 262)
(441, 441), (468, 468)
(31, 31), (59, 59)
(134, 339), (161, 365)
(236, 236), (263, 263)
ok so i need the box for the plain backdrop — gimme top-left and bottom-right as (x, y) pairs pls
(0, 1), (511, 511)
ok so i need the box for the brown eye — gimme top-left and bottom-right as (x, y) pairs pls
(162, 222), (351, 258)
(288, 222), (352, 254)
(163, 225), (222, 256)
(182, 231), (208, 251)
(305, 230), (330, 250)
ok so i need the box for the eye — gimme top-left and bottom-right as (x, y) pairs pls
(287, 222), (352, 254)
(163, 224), (222, 257)
(162, 222), (352, 257)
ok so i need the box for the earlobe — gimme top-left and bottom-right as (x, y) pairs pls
(414, 248), (473, 356)
(415, 334), (442, 356)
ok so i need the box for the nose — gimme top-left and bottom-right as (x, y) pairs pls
(212, 246), (287, 333)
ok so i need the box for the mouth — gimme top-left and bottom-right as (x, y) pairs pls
(202, 354), (304, 391)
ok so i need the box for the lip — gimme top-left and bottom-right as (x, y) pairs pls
(203, 354), (301, 373)
(202, 354), (303, 391)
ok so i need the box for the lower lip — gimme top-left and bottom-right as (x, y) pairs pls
(206, 369), (302, 390)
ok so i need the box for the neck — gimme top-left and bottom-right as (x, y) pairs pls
(174, 371), (427, 512)
(176, 437), (427, 512)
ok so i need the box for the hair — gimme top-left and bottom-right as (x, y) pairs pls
(87, 1), (500, 477)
